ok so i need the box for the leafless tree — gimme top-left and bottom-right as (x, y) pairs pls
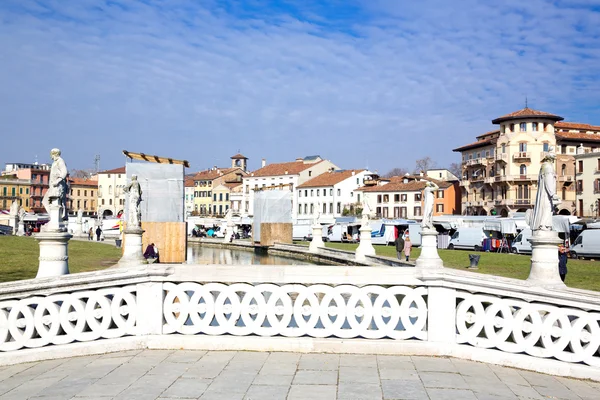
(69, 169), (94, 179)
(383, 167), (409, 178)
(413, 157), (437, 174)
(448, 162), (462, 178)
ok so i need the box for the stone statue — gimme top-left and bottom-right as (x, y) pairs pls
(9, 200), (19, 216)
(527, 148), (560, 231)
(42, 148), (68, 220)
(315, 201), (322, 223)
(76, 209), (83, 224)
(18, 206), (25, 221)
(124, 175), (142, 230)
(421, 181), (439, 230)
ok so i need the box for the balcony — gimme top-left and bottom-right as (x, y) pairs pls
(463, 201), (472, 207)
(558, 175), (574, 182)
(485, 177), (496, 184)
(459, 180), (470, 187)
(514, 199), (532, 206)
(465, 158), (486, 167)
(495, 153), (508, 163)
(471, 176), (485, 183)
(513, 152), (531, 161)
(512, 174), (536, 182)
(494, 199), (514, 206)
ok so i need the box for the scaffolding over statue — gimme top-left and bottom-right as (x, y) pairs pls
(124, 175), (143, 230)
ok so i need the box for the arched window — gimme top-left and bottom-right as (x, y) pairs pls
(109, 185), (113, 195)
(99, 185), (102, 196)
(481, 189), (485, 200)
(561, 164), (566, 176)
(520, 164), (527, 175)
(562, 187), (566, 200)
(510, 124), (515, 132)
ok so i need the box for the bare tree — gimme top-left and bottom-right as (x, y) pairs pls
(69, 169), (93, 179)
(448, 162), (462, 179)
(383, 167), (409, 178)
(413, 157), (437, 174)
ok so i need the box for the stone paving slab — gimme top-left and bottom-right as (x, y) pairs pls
(0, 350), (598, 399)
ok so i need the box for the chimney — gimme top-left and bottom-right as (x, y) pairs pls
(420, 170), (424, 177)
(352, 171), (355, 176)
(261, 159), (266, 168)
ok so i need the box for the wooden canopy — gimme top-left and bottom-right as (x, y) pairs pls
(122, 150), (190, 168)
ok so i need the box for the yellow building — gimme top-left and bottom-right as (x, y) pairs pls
(68, 177), (98, 217)
(0, 176), (32, 211)
(454, 108), (600, 217)
(193, 156), (248, 216)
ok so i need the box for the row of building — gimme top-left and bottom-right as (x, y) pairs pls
(2, 107), (599, 220)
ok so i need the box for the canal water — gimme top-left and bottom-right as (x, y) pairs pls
(186, 245), (319, 265)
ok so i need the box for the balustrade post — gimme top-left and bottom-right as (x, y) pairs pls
(136, 282), (164, 335)
(427, 286), (456, 344)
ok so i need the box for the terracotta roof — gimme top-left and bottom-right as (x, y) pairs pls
(555, 131), (600, 143)
(358, 178), (451, 193)
(68, 177), (98, 187)
(184, 178), (195, 187)
(193, 167), (239, 181)
(492, 107), (563, 124)
(452, 137), (496, 152)
(250, 160), (325, 177)
(98, 166), (126, 174)
(230, 153), (247, 159)
(223, 182), (242, 189)
(555, 121), (600, 132)
(297, 170), (365, 188)
(476, 130), (500, 140)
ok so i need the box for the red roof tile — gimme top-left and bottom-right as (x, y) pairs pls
(68, 177), (98, 187)
(230, 153), (247, 159)
(297, 170), (365, 188)
(250, 160), (325, 177)
(476, 130), (500, 140)
(98, 166), (126, 174)
(358, 178), (451, 192)
(555, 121), (600, 132)
(184, 178), (195, 187)
(492, 107), (563, 124)
(193, 167), (240, 181)
(555, 131), (600, 143)
(452, 137), (496, 152)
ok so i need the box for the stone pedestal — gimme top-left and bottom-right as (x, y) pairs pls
(73, 222), (83, 236)
(17, 222), (25, 236)
(8, 217), (18, 235)
(416, 228), (443, 268)
(355, 222), (375, 262)
(527, 230), (564, 286)
(43, 205), (67, 232)
(35, 231), (72, 278)
(309, 224), (324, 253)
(118, 228), (146, 267)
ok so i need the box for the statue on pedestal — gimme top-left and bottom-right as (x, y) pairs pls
(42, 148), (68, 221)
(76, 209), (83, 224)
(9, 200), (19, 217)
(421, 181), (439, 230)
(124, 175), (142, 230)
(527, 148), (559, 232)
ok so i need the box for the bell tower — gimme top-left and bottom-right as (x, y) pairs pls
(230, 153), (248, 172)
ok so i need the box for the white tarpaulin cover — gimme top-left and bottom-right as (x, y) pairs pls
(483, 218), (518, 234)
(552, 215), (571, 233)
(253, 190), (292, 242)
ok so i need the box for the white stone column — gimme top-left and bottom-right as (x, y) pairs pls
(35, 204), (71, 278)
(17, 221), (25, 236)
(118, 228), (146, 267)
(427, 286), (457, 344)
(309, 223), (324, 253)
(527, 230), (564, 286)
(415, 228), (443, 268)
(136, 281), (164, 335)
(355, 222), (375, 262)
(9, 217), (18, 235)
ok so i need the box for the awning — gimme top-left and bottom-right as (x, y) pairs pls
(552, 215), (571, 233)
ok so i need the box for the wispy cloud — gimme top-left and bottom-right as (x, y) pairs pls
(0, 0), (599, 174)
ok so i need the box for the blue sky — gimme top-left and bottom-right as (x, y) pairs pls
(1, 0), (599, 174)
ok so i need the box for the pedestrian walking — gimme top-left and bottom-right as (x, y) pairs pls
(96, 226), (102, 241)
(403, 236), (412, 262)
(88, 227), (93, 241)
(394, 232), (405, 260)
(559, 244), (568, 282)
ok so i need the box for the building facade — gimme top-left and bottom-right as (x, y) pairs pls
(0, 177), (31, 211)
(360, 176), (456, 220)
(97, 167), (126, 217)
(68, 177), (98, 217)
(453, 108), (600, 217)
(241, 156), (339, 218)
(296, 169), (369, 224)
(574, 149), (600, 218)
(192, 166), (247, 216)
(185, 177), (195, 216)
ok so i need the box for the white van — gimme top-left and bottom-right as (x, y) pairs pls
(570, 230), (600, 259)
(511, 228), (532, 254)
(448, 227), (486, 251)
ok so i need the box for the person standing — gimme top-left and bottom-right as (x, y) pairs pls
(394, 232), (405, 260)
(96, 226), (102, 241)
(403, 236), (413, 262)
(558, 244), (568, 282)
(88, 227), (93, 241)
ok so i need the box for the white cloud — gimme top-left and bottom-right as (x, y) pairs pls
(0, 0), (598, 175)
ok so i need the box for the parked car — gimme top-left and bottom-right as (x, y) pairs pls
(511, 229), (532, 254)
(570, 230), (600, 259)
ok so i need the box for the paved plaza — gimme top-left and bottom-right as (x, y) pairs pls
(0, 350), (599, 400)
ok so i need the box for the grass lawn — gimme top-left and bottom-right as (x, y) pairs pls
(318, 242), (600, 292)
(0, 236), (121, 283)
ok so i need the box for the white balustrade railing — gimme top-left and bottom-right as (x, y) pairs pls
(0, 264), (599, 379)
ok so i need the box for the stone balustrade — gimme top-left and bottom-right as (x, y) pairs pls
(0, 264), (599, 380)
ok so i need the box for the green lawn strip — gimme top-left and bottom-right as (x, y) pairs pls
(322, 241), (600, 292)
(0, 236), (121, 283)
